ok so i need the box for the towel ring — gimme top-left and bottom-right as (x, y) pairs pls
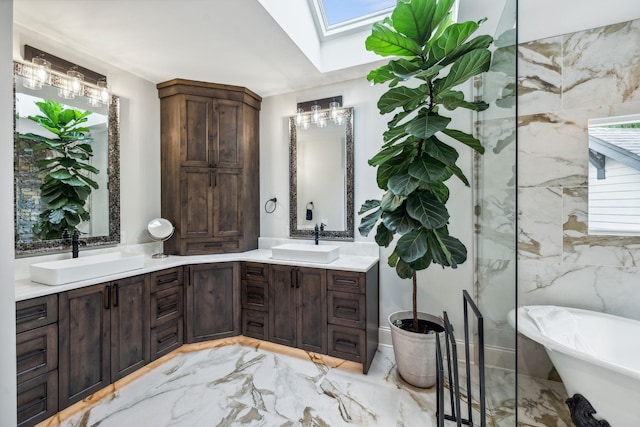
(264, 197), (277, 214)
(306, 202), (314, 210)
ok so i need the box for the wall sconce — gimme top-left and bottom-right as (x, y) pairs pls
(295, 96), (346, 129)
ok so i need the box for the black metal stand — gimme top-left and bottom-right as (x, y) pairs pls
(436, 291), (486, 426)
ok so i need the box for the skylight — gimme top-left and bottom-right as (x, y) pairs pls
(310, 0), (395, 39)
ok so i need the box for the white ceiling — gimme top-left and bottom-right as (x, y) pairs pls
(12, 0), (640, 98)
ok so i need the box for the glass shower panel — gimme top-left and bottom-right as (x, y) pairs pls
(474, 0), (517, 424)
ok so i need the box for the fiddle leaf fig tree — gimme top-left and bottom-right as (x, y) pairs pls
(19, 100), (99, 240)
(358, 0), (492, 331)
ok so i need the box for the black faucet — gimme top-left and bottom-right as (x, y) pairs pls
(313, 223), (325, 245)
(62, 229), (86, 258)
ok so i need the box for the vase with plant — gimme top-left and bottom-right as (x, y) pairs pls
(358, 0), (492, 387)
(19, 99), (99, 240)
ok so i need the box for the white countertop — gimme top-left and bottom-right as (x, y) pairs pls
(15, 248), (379, 302)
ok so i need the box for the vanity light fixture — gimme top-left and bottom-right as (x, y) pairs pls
(295, 98), (347, 129)
(21, 56), (51, 90)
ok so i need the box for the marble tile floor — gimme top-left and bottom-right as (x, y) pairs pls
(37, 338), (569, 427)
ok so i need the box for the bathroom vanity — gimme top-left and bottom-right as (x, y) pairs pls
(14, 245), (378, 427)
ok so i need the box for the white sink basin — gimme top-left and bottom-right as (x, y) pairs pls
(271, 243), (340, 264)
(30, 252), (145, 286)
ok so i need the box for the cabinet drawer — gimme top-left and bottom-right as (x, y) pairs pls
(151, 317), (184, 361)
(328, 291), (366, 329)
(183, 239), (241, 255)
(16, 324), (57, 385)
(242, 262), (269, 282)
(16, 295), (58, 334)
(149, 267), (183, 293)
(242, 310), (269, 341)
(241, 280), (268, 311)
(17, 370), (58, 427)
(327, 270), (365, 294)
(328, 325), (365, 363)
(151, 286), (184, 327)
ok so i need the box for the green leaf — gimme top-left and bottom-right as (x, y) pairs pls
(387, 58), (423, 80)
(359, 199), (381, 215)
(438, 34), (493, 68)
(378, 85), (429, 114)
(48, 209), (65, 224)
(375, 222), (394, 247)
(47, 196), (70, 210)
(60, 175), (86, 187)
(390, 0), (436, 46)
(408, 153), (448, 183)
(388, 173), (420, 196)
(446, 163), (470, 186)
(368, 143), (406, 166)
(429, 230), (467, 267)
(395, 259), (415, 279)
(423, 181), (450, 203)
(442, 128), (485, 153)
(405, 110), (451, 140)
(396, 228), (429, 262)
(77, 174), (99, 189)
(424, 136), (458, 165)
(358, 208), (382, 237)
(376, 155), (411, 190)
(367, 64), (397, 85)
(409, 252), (433, 271)
(382, 207), (421, 234)
(435, 90), (489, 111)
(414, 65), (444, 82)
(429, 21), (480, 64)
(380, 190), (406, 211)
(366, 21), (423, 57)
(49, 169), (72, 180)
(387, 250), (399, 268)
(406, 190), (450, 229)
(434, 48), (492, 92)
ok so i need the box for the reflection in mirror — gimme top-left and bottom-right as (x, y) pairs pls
(588, 113), (640, 235)
(14, 62), (120, 256)
(289, 107), (353, 241)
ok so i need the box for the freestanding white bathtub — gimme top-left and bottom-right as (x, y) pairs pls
(510, 305), (640, 427)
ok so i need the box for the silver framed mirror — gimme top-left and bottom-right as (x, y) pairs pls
(14, 61), (120, 256)
(289, 107), (354, 241)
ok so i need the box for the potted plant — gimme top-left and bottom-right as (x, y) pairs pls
(358, 0), (492, 387)
(18, 99), (99, 240)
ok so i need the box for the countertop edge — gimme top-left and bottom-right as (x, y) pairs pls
(15, 249), (380, 302)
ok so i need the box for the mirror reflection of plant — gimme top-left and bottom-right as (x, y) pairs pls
(358, 0), (492, 332)
(19, 100), (99, 240)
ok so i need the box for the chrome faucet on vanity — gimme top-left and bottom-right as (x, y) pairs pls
(313, 223), (325, 245)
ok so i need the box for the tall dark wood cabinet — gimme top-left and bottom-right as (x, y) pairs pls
(58, 274), (149, 409)
(185, 263), (240, 342)
(157, 79), (262, 256)
(269, 265), (327, 354)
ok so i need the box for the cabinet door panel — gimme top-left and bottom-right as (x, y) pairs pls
(212, 100), (243, 168)
(269, 265), (296, 348)
(297, 267), (327, 354)
(182, 95), (213, 167)
(58, 284), (110, 409)
(110, 275), (150, 381)
(186, 263), (240, 342)
(180, 168), (214, 239)
(213, 168), (243, 237)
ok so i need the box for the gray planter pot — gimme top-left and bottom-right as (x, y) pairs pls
(388, 310), (444, 388)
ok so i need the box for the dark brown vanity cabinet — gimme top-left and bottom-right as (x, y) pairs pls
(185, 263), (240, 343)
(150, 267), (184, 360)
(269, 265), (327, 354)
(241, 262), (270, 340)
(16, 294), (58, 427)
(327, 266), (379, 373)
(157, 79), (261, 256)
(58, 274), (150, 409)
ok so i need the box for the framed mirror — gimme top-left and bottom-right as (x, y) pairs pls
(588, 113), (640, 235)
(14, 61), (120, 256)
(289, 106), (354, 240)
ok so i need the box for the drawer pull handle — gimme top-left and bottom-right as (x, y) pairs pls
(17, 348), (46, 364)
(157, 274), (178, 285)
(104, 285), (111, 309)
(247, 321), (264, 328)
(335, 279), (357, 285)
(158, 333), (177, 344)
(335, 339), (357, 348)
(16, 307), (47, 322)
(336, 306), (357, 314)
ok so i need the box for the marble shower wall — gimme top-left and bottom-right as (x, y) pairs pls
(517, 19), (640, 378)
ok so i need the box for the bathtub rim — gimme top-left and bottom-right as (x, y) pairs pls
(509, 305), (640, 382)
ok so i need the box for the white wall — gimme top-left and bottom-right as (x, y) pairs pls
(260, 76), (476, 338)
(12, 25), (162, 250)
(1, 2), (17, 424)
